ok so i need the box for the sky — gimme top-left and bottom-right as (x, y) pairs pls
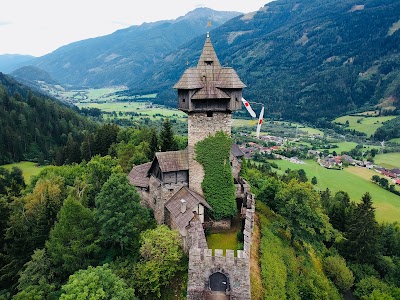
(0, 0), (267, 57)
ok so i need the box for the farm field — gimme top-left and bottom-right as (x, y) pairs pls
(374, 152), (400, 169)
(52, 86), (157, 103)
(232, 119), (324, 136)
(334, 115), (396, 137)
(271, 159), (400, 223)
(317, 142), (380, 154)
(318, 141), (358, 154)
(76, 101), (186, 120)
(1, 161), (47, 184)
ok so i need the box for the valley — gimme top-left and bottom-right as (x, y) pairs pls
(1, 0), (400, 299)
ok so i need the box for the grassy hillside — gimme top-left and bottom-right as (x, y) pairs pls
(272, 159), (400, 223)
(374, 152), (400, 169)
(2, 161), (47, 184)
(334, 115), (397, 137)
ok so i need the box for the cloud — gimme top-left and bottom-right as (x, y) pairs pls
(0, 21), (11, 26)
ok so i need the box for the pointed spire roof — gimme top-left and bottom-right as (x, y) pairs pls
(174, 33), (246, 93)
(197, 32), (221, 68)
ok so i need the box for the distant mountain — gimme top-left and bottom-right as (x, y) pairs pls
(0, 54), (35, 73)
(128, 0), (400, 123)
(27, 8), (240, 88)
(11, 65), (59, 90)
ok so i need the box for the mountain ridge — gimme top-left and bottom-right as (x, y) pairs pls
(126, 0), (400, 122)
(14, 8), (241, 88)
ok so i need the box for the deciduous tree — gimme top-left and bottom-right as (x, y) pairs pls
(95, 173), (153, 255)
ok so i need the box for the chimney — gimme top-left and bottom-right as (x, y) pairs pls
(180, 199), (187, 213)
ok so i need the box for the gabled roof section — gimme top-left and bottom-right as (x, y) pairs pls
(173, 69), (203, 89)
(231, 143), (245, 158)
(154, 149), (188, 173)
(128, 162), (152, 188)
(216, 68), (246, 89)
(191, 85), (230, 100)
(165, 187), (211, 235)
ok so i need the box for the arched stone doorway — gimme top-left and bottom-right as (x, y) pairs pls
(209, 272), (229, 292)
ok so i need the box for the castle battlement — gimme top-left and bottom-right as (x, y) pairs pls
(189, 248), (249, 264)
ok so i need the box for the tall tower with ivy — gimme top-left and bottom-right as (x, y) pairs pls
(174, 33), (246, 195)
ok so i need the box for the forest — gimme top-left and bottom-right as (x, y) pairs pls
(0, 118), (188, 299)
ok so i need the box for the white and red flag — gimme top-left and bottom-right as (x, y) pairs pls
(256, 106), (264, 138)
(241, 97), (256, 118)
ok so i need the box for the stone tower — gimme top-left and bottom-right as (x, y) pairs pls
(174, 33), (246, 195)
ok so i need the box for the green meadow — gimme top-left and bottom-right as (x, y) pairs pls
(76, 101), (186, 119)
(271, 159), (400, 223)
(334, 115), (396, 137)
(374, 152), (400, 169)
(317, 142), (380, 155)
(1, 161), (47, 184)
(319, 141), (358, 154)
(59, 87), (156, 103)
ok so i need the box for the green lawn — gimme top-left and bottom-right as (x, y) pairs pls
(334, 115), (396, 137)
(374, 152), (400, 169)
(1, 161), (47, 184)
(207, 232), (239, 256)
(271, 159), (400, 223)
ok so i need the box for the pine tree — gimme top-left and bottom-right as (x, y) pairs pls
(341, 192), (379, 264)
(159, 119), (178, 152)
(149, 127), (159, 158)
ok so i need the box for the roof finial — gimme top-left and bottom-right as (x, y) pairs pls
(207, 32), (210, 38)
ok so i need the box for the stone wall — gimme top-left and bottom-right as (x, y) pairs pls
(145, 176), (188, 224)
(188, 112), (232, 195)
(186, 216), (208, 252)
(243, 193), (255, 254)
(187, 248), (251, 300)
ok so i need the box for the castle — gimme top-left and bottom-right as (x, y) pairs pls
(128, 33), (254, 299)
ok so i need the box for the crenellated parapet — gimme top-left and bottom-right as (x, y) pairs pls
(187, 248), (251, 299)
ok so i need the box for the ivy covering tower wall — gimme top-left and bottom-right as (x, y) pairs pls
(195, 131), (236, 220)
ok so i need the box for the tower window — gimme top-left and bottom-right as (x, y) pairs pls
(182, 98), (185, 102)
(207, 112), (213, 117)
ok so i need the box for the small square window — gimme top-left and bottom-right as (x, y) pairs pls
(182, 98), (186, 102)
(207, 112), (213, 117)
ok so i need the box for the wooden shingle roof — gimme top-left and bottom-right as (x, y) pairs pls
(231, 144), (245, 158)
(173, 34), (246, 94)
(155, 149), (188, 173)
(128, 162), (152, 188)
(165, 187), (211, 235)
(197, 34), (221, 68)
